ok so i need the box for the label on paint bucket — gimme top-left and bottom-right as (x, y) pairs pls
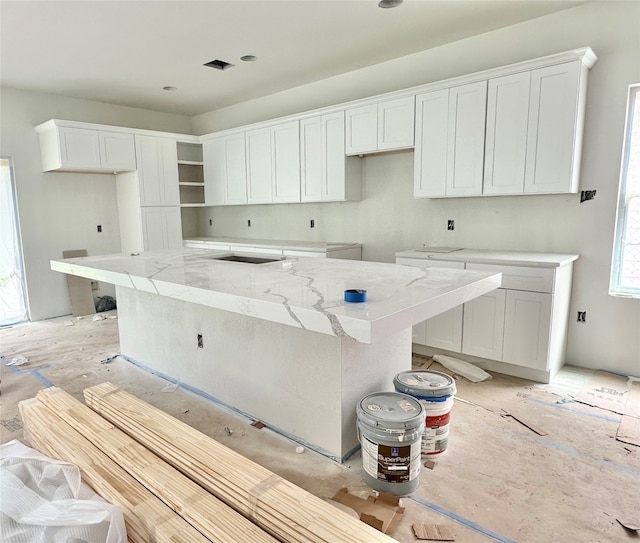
(361, 435), (421, 483)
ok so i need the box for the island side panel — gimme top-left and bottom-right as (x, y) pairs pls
(115, 285), (410, 460)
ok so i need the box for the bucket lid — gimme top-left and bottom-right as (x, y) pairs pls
(356, 392), (425, 430)
(393, 370), (457, 398)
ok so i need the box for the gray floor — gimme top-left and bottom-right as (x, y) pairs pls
(1, 313), (638, 543)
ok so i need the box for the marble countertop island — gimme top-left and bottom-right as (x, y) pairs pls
(52, 249), (501, 344)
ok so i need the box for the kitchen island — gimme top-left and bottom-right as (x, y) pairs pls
(51, 249), (500, 461)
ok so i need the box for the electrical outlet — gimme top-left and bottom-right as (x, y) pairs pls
(209, 219), (213, 226)
(447, 220), (455, 231)
(577, 311), (586, 323)
(310, 219), (315, 228)
(580, 190), (596, 203)
(197, 334), (203, 348)
(247, 219), (251, 227)
(97, 225), (102, 233)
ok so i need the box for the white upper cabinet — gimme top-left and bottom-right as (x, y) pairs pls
(35, 121), (136, 173)
(524, 61), (584, 194)
(345, 104), (378, 155)
(272, 121), (301, 203)
(246, 121), (300, 204)
(246, 127), (273, 204)
(301, 111), (361, 202)
(346, 96), (414, 155)
(204, 134), (247, 206)
(446, 81), (487, 197)
(483, 72), (531, 195)
(414, 89), (449, 198)
(414, 82), (487, 198)
(135, 135), (179, 206)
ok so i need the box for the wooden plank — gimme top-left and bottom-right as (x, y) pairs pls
(84, 382), (400, 543)
(35, 387), (280, 543)
(412, 523), (456, 540)
(18, 398), (211, 543)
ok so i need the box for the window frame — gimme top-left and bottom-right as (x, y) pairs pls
(610, 83), (640, 298)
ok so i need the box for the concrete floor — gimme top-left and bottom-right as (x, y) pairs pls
(1, 313), (638, 543)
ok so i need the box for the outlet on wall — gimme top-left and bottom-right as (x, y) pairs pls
(447, 220), (455, 231)
(310, 219), (315, 228)
(247, 219), (251, 227)
(577, 311), (586, 323)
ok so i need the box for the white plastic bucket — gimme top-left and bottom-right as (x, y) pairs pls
(393, 370), (457, 457)
(356, 391), (425, 496)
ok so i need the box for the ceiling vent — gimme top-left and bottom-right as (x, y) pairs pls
(204, 59), (235, 71)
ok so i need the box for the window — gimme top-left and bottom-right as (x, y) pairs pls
(0, 157), (28, 325)
(611, 84), (640, 298)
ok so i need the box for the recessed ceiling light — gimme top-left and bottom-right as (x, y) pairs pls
(162, 86), (178, 91)
(378, 0), (402, 8)
(240, 55), (258, 62)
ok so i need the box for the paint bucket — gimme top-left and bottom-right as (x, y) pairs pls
(356, 391), (425, 495)
(393, 370), (456, 457)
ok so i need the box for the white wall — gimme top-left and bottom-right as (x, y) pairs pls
(0, 87), (192, 320)
(191, 1), (640, 376)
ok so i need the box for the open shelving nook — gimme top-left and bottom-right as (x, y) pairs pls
(177, 142), (205, 207)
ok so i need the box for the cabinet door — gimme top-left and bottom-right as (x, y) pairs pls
(345, 104), (377, 155)
(462, 288), (506, 360)
(300, 117), (323, 202)
(414, 89), (449, 198)
(135, 136), (179, 206)
(141, 207), (182, 250)
(140, 207), (166, 250)
(58, 127), (101, 170)
(202, 133), (247, 206)
(272, 121), (300, 203)
(163, 206), (183, 250)
(524, 61), (582, 194)
(323, 112), (347, 201)
(502, 290), (552, 369)
(246, 127), (273, 204)
(224, 134), (248, 205)
(483, 72), (530, 195)
(378, 96), (415, 151)
(446, 81), (487, 196)
(203, 138), (226, 206)
(99, 131), (136, 172)
(426, 306), (463, 352)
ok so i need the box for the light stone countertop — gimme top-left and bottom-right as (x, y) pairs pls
(52, 249), (500, 344)
(395, 248), (579, 268)
(183, 237), (362, 253)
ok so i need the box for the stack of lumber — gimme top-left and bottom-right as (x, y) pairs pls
(30, 387), (280, 543)
(84, 382), (399, 543)
(20, 383), (400, 543)
(19, 397), (211, 543)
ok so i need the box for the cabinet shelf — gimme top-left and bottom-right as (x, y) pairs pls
(179, 181), (204, 186)
(180, 203), (207, 208)
(177, 160), (204, 166)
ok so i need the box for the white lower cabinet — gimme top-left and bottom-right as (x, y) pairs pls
(461, 289), (506, 360)
(396, 251), (576, 382)
(503, 290), (552, 370)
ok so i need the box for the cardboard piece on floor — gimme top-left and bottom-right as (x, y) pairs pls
(424, 460), (436, 470)
(574, 371), (635, 416)
(617, 415), (640, 447)
(251, 420), (265, 429)
(412, 523), (455, 541)
(331, 488), (404, 534)
(62, 250), (95, 317)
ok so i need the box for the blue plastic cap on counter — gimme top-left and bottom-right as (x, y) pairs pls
(344, 289), (367, 303)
